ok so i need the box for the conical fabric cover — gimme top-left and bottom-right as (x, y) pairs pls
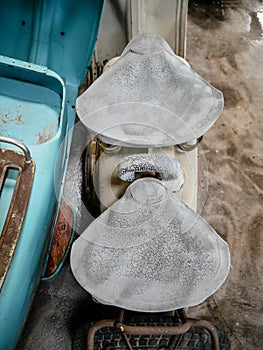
(71, 178), (230, 312)
(76, 33), (224, 147)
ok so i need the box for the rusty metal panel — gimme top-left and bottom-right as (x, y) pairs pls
(43, 199), (74, 278)
(0, 149), (35, 291)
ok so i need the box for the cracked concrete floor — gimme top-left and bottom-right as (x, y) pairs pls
(17, 1), (263, 349)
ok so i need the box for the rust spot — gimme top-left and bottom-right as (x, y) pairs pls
(43, 200), (74, 277)
(58, 221), (67, 231)
(17, 114), (23, 123)
(37, 126), (54, 144)
(1, 114), (25, 125)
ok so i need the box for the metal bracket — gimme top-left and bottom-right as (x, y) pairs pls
(86, 308), (220, 350)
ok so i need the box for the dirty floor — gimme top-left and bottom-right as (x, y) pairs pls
(17, 1), (263, 349)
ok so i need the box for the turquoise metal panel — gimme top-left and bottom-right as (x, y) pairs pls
(0, 0), (104, 87)
(0, 1), (105, 348)
(0, 59), (66, 350)
(0, 56), (65, 146)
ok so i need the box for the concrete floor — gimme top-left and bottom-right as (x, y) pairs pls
(17, 1), (263, 349)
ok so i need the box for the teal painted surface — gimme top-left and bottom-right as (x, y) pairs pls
(0, 1), (104, 349)
(0, 59), (66, 350)
(0, 76), (61, 145)
(0, 0), (104, 87)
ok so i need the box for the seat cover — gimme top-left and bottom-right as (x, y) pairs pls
(76, 33), (224, 147)
(70, 178), (230, 312)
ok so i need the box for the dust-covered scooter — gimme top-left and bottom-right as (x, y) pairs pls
(69, 1), (231, 347)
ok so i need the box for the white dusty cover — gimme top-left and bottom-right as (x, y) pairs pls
(118, 154), (182, 182)
(71, 178), (230, 312)
(76, 33), (224, 147)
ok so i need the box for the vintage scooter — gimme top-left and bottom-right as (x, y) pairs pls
(70, 33), (231, 349)
(0, 1), (104, 349)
